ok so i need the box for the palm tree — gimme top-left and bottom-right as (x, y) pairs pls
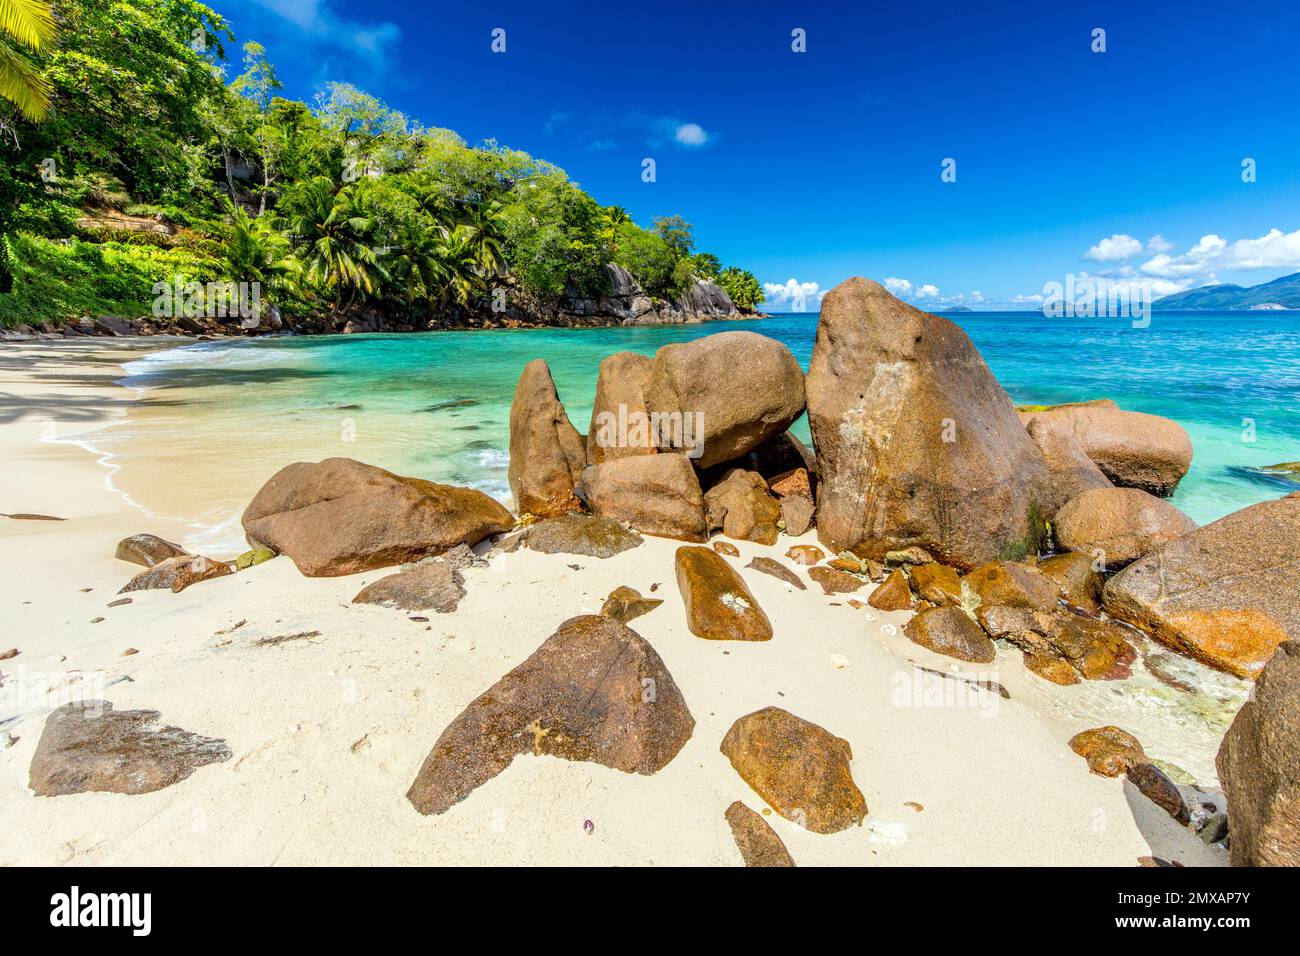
(0, 0), (56, 122)
(281, 177), (387, 315)
(434, 223), (485, 308)
(224, 201), (291, 289)
(600, 205), (630, 257)
(460, 197), (506, 278)
(386, 223), (448, 318)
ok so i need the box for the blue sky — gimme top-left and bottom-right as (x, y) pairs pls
(213, 0), (1300, 309)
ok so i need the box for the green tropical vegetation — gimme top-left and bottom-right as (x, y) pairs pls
(0, 0), (763, 328)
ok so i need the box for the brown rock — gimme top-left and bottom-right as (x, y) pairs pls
(578, 454), (707, 542)
(644, 331), (806, 468)
(779, 495), (816, 536)
(507, 359), (587, 518)
(406, 615), (694, 815)
(720, 706), (867, 834)
(1050, 613), (1138, 680)
(586, 351), (656, 465)
(1055, 487), (1197, 569)
(114, 533), (188, 568)
(352, 560), (465, 613)
(725, 800), (796, 867)
(713, 540), (740, 557)
(1022, 403), (1192, 497)
(1037, 551), (1103, 613)
(905, 606), (996, 663)
(519, 513), (642, 558)
(675, 546), (773, 641)
(1215, 641), (1300, 865)
(28, 700), (231, 796)
(1103, 497), (1300, 679)
(745, 556), (806, 590)
(1126, 762), (1191, 826)
(0, 648), (17, 660)
(1069, 725), (1146, 777)
(786, 545), (825, 566)
(119, 554), (233, 594)
(808, 565), (865, 595)
(768, 467), (812, 500)
(704, 469), (782, 545)
(964, 560), (1061, 612)
(910, 563), (962, 606)
(600, 586), (663, 624)
(1025, 414), (1113, 515)
(241, 458), (514, 577)
(805, 278), (1050, 569)
(867, 570), (912, 610)
(1024, 652), (1080, 685)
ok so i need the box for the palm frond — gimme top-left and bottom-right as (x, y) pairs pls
(0, 0), (56, 51)
(0, 37), (51, 121)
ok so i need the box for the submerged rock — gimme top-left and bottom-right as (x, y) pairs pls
(242, 458), (514, 576)
(29, 700), (231, 796)
(725, 800), (796, 867)
(508, 359), (587, 518)
(1126, 762), (1191, 826)
(1216, 641), (1300, 865)
(578, 454), (707, 542)
(720, 706), (867, 834)
(406, 615), (694, 815)
(805, 277), (1050, 568)
(676, 546), (773, 641)
(115, 533), (187, 568)
(1103, 497), (1300, 679)
(1069, 726), (1146, 777)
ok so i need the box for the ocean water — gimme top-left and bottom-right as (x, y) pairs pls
(103, 310), (1300, 553)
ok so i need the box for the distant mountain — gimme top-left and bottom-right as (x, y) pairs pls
(939, 304), (973, 313)
(1152, 271), (1300, 310)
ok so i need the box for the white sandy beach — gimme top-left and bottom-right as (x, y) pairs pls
(0, 340), (1234, 866)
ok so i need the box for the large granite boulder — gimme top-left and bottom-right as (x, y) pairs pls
(1025, 414), (1113, 514)
(586, 351), (656, 465)
(29, 700), (231, 796)
(578, 453), (707, 542)
(675, 545), (773, 641)
(704, 469), (782, 545)
(1216, 642), (1300, 865)
(1054, 487), (1197, 569)
(806, 278), (1050, 569)
(720, 706), (867, 834)
(644, 331), (805, 468)
(406, 614), (694, 815)
(1021, 403), (1192, 497)
(242, 458), (515, 577)
(1103, 497), (1300, 678)
(507, 359), (587, 518)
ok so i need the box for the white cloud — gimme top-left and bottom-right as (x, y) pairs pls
(1139, 228), (1300, 280)
(250, 0), (399, 62)
(1083, 234), (1144, 262)
(883, 277), (913, 297)
(882, 277), (982, 309)
(915, 283), (940, 299)
(674, 123), (709, 147)
(1146, 234), (1174, 254)
(762, 279), (823, 312)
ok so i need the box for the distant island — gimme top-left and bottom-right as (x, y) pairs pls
(1152, 271), (1300, 311)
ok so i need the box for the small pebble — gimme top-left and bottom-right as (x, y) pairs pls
(90, 617), (105, 624)
(122, 647), (138, 656)
(409, 616), (429, 623)
(583, 819), (594, 835)
(0, 648), (18, 661)
(106, 597), (132, 608)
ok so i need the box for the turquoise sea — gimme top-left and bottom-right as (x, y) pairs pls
(111, 310), (1300, 550)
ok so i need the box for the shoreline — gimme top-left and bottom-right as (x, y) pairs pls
(0, 339), (1238, 865)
